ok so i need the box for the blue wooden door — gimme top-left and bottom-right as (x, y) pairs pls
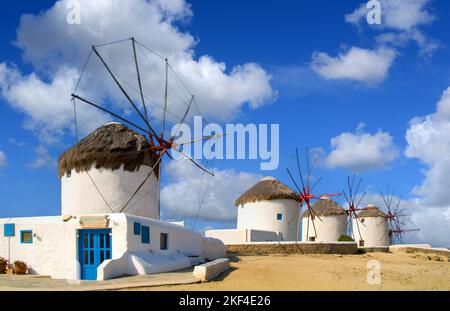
(78, 229), (112, 280)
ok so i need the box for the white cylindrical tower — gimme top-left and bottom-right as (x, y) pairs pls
(301, 196), (347, 242)
(58, 122), (159, 219)
(235, 177), (300, 241)
(352, 204), (389, 247)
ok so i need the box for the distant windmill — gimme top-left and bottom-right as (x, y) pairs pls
(286, 148), (341, 241)
(379, 187), (420, 244)
(342, 175), (366, 241)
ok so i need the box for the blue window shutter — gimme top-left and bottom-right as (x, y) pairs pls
(133, 222), (141, 235)
(277, 213), (283, 220)
(141, 226), (150, 244)
(4, 224), (15, 237)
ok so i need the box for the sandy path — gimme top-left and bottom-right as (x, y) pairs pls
(124, 252), (450, 291)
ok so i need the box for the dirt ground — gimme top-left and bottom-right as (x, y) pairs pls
(124, 252), (450, 291)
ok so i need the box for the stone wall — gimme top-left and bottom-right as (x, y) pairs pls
(226, 242), (357, 255)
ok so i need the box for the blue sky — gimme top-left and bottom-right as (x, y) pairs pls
(0, 0), (450, 246)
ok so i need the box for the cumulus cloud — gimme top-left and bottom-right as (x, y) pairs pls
(0, 63), (110, 143)
(375, 30), (439, 59)
(324, 125), (399, 172)
(28, 146), (57, 169)
(0, 0), (274, 144)
(346, 0), (438, 58)
(345, 0), (434, 31)
(160, 159), (261, 222)
(310, 47), (396, 85)
(405, 87), (450, 207)
(0, 150), (6, 167)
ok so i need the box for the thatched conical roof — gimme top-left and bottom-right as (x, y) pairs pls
(234, 176), (299, 206)
(357, 204), (387, 218)
(303, 196), (346, 218)
(58, 122), (157, 178)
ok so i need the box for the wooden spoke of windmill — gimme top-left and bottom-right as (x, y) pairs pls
(379, 186), (419, 243)
(71, 37), (215, 176)
(71, 37), (220, 215)
(342, 174), (366, 240)
(286, 148), (341, 240)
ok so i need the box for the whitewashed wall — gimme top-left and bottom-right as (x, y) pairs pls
(0, 213), (226, 280)
(205, 228), (281, 244)
(61, 164), (158, 219)
(301, 214), (347, 242)
(236, 199), (299, 241)
(0, 214), (127, 280)
(352, 216), (390, 247)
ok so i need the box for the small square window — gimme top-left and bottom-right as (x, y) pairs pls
(4, 224), (15, 237)
(20, 230), (33, 244)
(276, 213), (282, 220)
(309, 236), (316, 242)
(66, 171), (71, 178)
(359, 240), (365, 247)
(160, 233), (168, 250)
(141, 226), (150, 244)
(133, 222), (141, 235)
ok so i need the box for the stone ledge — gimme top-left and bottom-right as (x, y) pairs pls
(193, 258), (230, 282)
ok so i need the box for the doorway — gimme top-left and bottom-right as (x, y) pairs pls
(78, 229), (112, 280)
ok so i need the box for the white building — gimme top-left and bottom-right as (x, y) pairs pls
(352, 204), (390, 247)
(301, 196), (347, 242)
(206, 176), (300, 243)
(0, 123), (225, 281)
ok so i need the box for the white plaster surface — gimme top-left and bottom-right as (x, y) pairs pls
(301, 214), (347, 242)
(236, 199), (299, 241)
(193, 258), (230, 282)
(61, 165), (158, 219)
(352, 216), (390, 247)
(0, 213), (226, 280)
(205, 228), (281, 244)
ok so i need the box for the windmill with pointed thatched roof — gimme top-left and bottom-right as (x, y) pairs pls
(235, 176), (301, 241)
(301, 195), (347, 242)
(0, 38), (228, 282)
(353, 204), (390, 247)
(68, 37), (222, 221)
(59, 122), (161, 219)
(285, 148), (341, 242)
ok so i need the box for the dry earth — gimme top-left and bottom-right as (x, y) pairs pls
(124, 252), (450, 291)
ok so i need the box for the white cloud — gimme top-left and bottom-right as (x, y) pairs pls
(0, 63), (109, 143)
(345, 0), (434, 31)
(161, 159), (261, 222)
(346, 0), (438, 58)
(28, 146), (57, 169)
(0, 0), (274, 144)
(325, 125), (399, 172)
(405, 87), (450, 207)
(0, 150), (6, 167)
(310, 47), (396, 85)
(375, 29), (439, 59)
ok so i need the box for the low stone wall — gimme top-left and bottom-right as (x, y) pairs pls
(389, 245), (450, 257)
(226, 242), (357, 255)
(358, 246), (390, 253)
